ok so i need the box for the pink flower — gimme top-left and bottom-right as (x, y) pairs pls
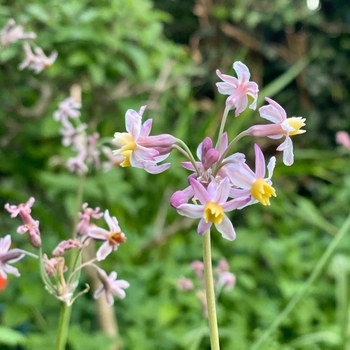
(177, 276), (194, 291)
(217, 271), (236, 291)
(94, 268), (130, 306)
(248, 97), (306, 166)
(19, 42), (57, 73)
(216, 61), (259, 116)
(87, 210), (126, 261)
(336, 131), (350, 151)
(54, 97), (81, 123)
(191, 260), (204, 277)
(76, 203), (103, 236)
(4, 197), (41, 247)
(0, 235), (37, 278)
(227, 144), (276, 207)
(1, 18), (36, 46)
(174, 177), (250, 240)
(113, 106), (176, 174)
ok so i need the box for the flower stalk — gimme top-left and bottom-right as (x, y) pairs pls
(203, 229), (220, 350)
(55, 303), (72, 350)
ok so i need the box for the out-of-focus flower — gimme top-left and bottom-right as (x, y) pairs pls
(336, 131), (350, 151)
(227, 144), (276, 207)
(191, 260), (204, 277)
(177, 276), (194, 291)
(0, 235), (37, 278)
(43, 254), (67, 277)
(19, 42), (57, 73)
(113, 106), (176, 174)
(94, 267), (130, 306)
(66, 151), (89, 175)
(217, 271), (236, 291)
(76, 203), (103, 236)
(4, 197), (41, 247)
(174, 177), (250, 240)
(0, 274), (7, 291)
(59, 119), (87, 148)
(1, 18), (36, 46)
(87, 210), (126, 261)
(216, 61), (259, 116)
(101, 146), (125, 172)
(248, 97), (306, 166)
(54, 97), (81, 123)
(52, 239), (85, 257)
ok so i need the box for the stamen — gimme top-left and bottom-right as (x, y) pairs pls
(203, 202), (224, 225)
(251, 178), (276, 206)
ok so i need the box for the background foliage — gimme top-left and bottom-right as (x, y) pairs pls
(1, 0), (350, 349)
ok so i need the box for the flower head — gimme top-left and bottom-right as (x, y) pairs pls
(94, 267), (130, 306)
(87, 210), (126, 261)
(113, 106), (176, 174)
(174, 177), (250, 240)
(216, 61), (259, 116)
(1, 18), (36, 46)
(248, 97), (306, 166)
(227, 144), (276, 207)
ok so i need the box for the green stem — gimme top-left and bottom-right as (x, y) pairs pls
(203, 229), (220, 350)
(55, 303), (72, 350)
(251, 213), (350, 350)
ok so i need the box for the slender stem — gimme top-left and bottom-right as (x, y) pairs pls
(216, 106), (230, 152)
(55, 303), (72, 350)
(251, 213), (350, 350)
(203, 229), (220, 350)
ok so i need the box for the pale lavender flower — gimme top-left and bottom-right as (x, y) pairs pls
(94, 267), (130, 306)
(0, 235), (37, 278)
(174, 177), (250, 240)
(76, 203), (103, 236)
(59, 119), (87, 147)
(19, 42), (57, 73)
(87, 210), (126, 261)
(113, 106), (176, 174)
(1, 18), (36, 46)
(54, 97), (82, 123)
(66, 151), (88, 175)
(216, 61), (259, 116)
(248, 97), (306, 166)
(227, 144), (276, 207)
(336, 131), (350, 151)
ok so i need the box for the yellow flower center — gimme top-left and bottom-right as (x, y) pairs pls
(203, 202), (224, 225)
(108, 231), (126, 246)
(251, 178), (276, 206)
(118, 134), (137, 167)
(286, 117), (306, 136)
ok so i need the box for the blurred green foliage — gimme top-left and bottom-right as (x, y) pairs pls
(1, 0), (350, 349)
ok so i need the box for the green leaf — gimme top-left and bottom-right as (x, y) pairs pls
(0, 326), (26, 345)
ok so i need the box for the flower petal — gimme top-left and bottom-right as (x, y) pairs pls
(215, 215), (236, 241)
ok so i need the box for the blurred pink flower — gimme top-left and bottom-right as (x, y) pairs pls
(54, 97), (81, 123)
(336, 131), (350, 151)
(19, 42), (57, 73)
(248, 97), (306, 166)
(87, 210), (126, 261)
(76, 203), (103, 236)
(216, 61), (259, 116)
(1, 18), (36, 46)
(227, 144), (276, 207)
(177, 276), (194, 291)
(94, 267), (130, 306)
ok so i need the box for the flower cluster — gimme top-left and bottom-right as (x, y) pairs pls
(3, 199), (129, 306)
(1, 19), (57, 73)
(177, 258), (236, 316)
(112, 61), (306, 241)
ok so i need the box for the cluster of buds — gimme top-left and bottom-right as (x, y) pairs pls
(0, 18), (57, 73)
(3, 198), (129, 306)
(178, 259), (236, 316)
(111, 61), (306, 241)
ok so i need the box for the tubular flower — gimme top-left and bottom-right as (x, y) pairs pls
(227, 144), (276, 208)
(113, 106), (176, 174)
(174, 177), (250, 241)
(248, 97), (306, 166)
(87, 210), (126, 261)
(216, 61), (259, 116)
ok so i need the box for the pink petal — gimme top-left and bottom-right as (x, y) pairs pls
(254, 144), (266, 179)
(189, 178), (210, 205)
(96, 242), (113, 261)
(233, 61), (250, 83)
(216, 215), (236, 240)
(140, 118), (152, 137)
(176, 203), (204, 219)
(88, 227), (109, 240)
(198, 218), (212, 235)
(125, 109), (142, 138)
